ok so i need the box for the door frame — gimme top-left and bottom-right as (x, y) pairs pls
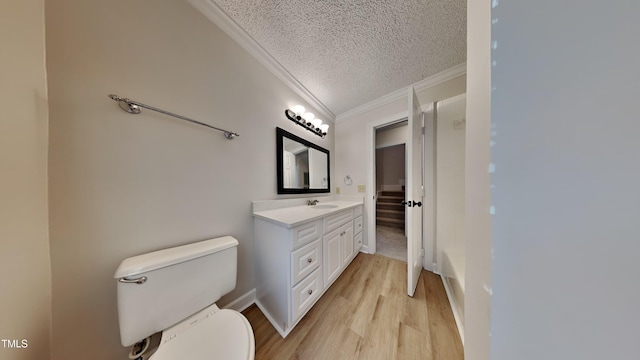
(365, 107), (436, 272)
(366, 111), (407, 255)
(423, 103), (437, 272)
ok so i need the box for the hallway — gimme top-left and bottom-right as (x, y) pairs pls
(376, 225), (407, 262)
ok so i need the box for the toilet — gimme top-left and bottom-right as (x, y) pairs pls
(114, 236), (255, 360)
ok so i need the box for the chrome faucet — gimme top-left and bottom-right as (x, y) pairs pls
(307, 199), (319, 206)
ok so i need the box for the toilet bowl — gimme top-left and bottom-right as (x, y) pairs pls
(114, 236), (255, 360)
(150, 304), (254, 360)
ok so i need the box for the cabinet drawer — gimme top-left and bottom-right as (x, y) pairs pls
(354, 216), (363, 235)
(292, 220), (322, 249)
(354, 231), (362, 252)
(354, 205), (363, 217)
(291, 268), (322, 322)
(323, 209), (353, 233)
(291, 239), (321, 285)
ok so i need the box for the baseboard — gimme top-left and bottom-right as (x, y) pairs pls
(360, 245), (371, 254)
(222, 288), (256, 313)
(440, 275), (465, 345)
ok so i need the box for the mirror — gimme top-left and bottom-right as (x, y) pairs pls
(277, 127), (330, 194)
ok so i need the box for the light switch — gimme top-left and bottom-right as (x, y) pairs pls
(357, 184), (366, 192)
(336, 187), (341, 194)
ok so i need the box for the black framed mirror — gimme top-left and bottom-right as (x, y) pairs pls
(277, 127), (330, 194)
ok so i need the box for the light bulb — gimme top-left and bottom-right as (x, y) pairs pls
(311, 118), (322, 128)
(292, 105), (305, 116)
(320, 124), (329, 133)
(303, 112), (315, 122)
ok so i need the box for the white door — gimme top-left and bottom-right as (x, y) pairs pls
(406, 86), (424, 297)
(284, 151), (293, 188)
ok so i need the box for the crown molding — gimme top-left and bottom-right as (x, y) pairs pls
(188, 0), (336, 122)
(335, 62), (467, 123)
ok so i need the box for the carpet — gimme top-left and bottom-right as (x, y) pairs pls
(376, 225), (407, 262)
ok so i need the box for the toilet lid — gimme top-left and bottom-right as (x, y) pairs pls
(151, 309), (255, 360)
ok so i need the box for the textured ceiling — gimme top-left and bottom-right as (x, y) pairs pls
(212, 0), (466, 116)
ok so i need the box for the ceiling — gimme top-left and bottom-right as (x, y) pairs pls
(207, 0), (466, 117)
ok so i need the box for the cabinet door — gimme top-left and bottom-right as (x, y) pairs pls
(323, 228), (342, 287)
(342, 222), (354, 267)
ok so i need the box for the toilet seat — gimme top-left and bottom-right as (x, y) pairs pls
(150, 304), (254, 360)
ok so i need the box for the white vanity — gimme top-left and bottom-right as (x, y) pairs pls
(253, 199), (363, 337)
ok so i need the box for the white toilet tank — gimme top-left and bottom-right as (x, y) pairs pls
(114, 236), (239, 347)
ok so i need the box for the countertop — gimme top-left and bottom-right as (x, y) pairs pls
(253, 200), (363, 228)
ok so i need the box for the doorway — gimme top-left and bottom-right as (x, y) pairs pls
(374, 123), (408, 262)
(363, 87), (435, 296)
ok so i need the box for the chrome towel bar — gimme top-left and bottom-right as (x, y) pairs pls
(108, 94), (239, 139)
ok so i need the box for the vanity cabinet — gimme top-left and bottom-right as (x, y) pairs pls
(253, 203), (363, 338)
(253, 218), (323, 338)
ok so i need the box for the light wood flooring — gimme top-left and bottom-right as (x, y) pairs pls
(242, 253), (464, 360)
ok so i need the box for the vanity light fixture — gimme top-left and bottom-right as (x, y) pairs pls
(284, 105), (329, 138)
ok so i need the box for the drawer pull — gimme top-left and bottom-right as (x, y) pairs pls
(308, 289), (313, 295)
(307, 258), (313, 263)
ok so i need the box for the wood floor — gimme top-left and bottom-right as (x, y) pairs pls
(242, 253), (464, 360)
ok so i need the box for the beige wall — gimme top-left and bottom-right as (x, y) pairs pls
(0, 0), (52, 359)
(375, 123), (407, 149)
(45, 0), (333, 359)
(375, 145), (405, 191)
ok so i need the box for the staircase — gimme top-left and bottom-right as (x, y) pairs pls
(376, 190), (406, 229)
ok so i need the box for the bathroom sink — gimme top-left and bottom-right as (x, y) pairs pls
(311, 204), (338, 209)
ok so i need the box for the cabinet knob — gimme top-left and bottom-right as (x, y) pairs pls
(308, 289), (313, 295)
(307, 258), (312, 263)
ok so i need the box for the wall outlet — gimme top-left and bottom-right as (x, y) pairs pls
(336, 187), (340, 194)
(357, 184), (366, 192)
